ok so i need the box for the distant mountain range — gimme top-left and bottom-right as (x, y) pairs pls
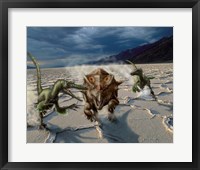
(27, 36), (173, 69)
(86, 36), (173, 65)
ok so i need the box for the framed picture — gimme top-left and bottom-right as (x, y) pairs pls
(0, 0), (199, 169)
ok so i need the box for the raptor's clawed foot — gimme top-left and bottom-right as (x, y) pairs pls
(39, 123), (47, 130)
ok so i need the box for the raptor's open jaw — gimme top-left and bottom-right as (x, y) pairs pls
(66, 82), (87, 90)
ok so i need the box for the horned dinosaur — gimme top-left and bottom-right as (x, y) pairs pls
(82, 68), (122, 123)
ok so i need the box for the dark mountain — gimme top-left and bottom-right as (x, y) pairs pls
(87, 36), (173, 65)
(27, 36), (173, 69)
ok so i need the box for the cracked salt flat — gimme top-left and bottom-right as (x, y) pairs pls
(27, 63), (173, 143)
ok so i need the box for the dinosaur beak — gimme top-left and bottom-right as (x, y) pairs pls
(95, 93), (104, 110)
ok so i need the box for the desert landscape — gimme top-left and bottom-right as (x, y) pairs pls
(27, 63), (173, 143)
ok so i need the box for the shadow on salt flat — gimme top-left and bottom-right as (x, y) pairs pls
(150, 109), (160, 115)
(157, 92), (171, 97)
(48, 110), (139, 143)
(101, 110), (139, 143)
(50, 123), (103, 143)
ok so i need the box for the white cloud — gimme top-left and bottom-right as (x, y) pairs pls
(118, 27), (157, 42)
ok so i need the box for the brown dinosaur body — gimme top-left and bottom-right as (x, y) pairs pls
(83, 68), (122, 122)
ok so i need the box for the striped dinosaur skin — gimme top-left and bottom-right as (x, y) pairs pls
(28, 52), (87, 128)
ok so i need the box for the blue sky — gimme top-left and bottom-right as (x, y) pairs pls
(27, 27), (173, 68)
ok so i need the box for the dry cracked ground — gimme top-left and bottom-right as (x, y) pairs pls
(27, 63), (173, 143)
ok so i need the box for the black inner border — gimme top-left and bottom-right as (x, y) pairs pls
(0, 0), (199, 169)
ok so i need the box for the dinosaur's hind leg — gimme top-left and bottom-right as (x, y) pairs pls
(39, 111), (47, 129)
(84, 103), (103, 138)
(148, 84), (157, 101)
(107, 99), (119, 122)
(37, 101), (53, 129)
(84, 102), (98, 122)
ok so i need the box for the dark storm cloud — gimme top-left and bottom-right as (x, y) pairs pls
(27, 27), (173, 67)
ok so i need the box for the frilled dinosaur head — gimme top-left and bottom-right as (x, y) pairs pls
(84, 68), (122, 110)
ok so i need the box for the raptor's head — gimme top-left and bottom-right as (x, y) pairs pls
(130, 68), (143, 77)
(126, 60), (143, 77)
(65, 81), (87, 90)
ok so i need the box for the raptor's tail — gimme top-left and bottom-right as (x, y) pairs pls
(27, 52), (42, 94)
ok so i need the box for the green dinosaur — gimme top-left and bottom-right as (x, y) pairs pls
(127, 60), (157, 100)
(28, 52), (87, 128)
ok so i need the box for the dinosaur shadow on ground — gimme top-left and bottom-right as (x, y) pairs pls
(100, 110), (139, 143)
(47, 123), (104, 143)
(45, 109), (139, 143)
